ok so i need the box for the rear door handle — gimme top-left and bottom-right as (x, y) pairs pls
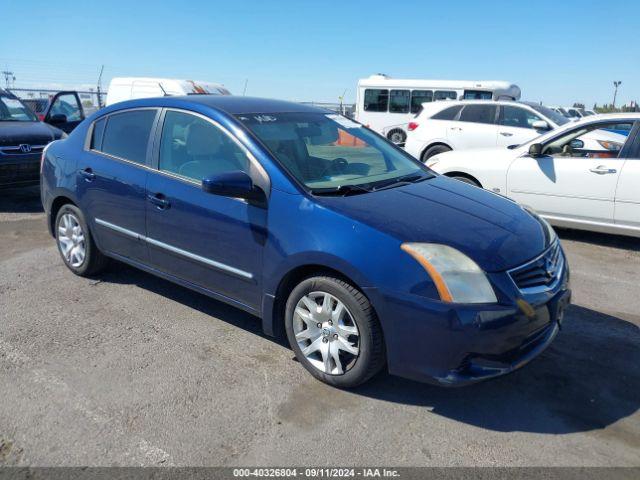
(499, 131), (513, 137)
(147, 193), (171, 210)
(78, 168), (96, 182)
(589, 165), (617, 175)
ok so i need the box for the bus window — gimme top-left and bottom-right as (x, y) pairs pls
(463, 90), (493, 100)
(410, 90), (433, 114)
(389, 90), (410, 113)
(364, 89), (389, 112)
(434, 90), (457, 101)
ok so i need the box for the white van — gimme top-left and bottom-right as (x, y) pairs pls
(105, 77), (231, 106)
(354, 74), (521, 144)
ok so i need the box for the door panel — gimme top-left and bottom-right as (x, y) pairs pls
(506, 155), (623, 223)
(77, 151), (149, 261)
(615, 158), (640, 228)
(448, 104), (498, 150)
(145, 109), (267, 310)
(44, 91), (85, 133)
(145, 173), (266, 309)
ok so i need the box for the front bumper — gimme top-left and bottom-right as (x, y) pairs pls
(0, 154), (40, 188)
(367, 251), (571, 386)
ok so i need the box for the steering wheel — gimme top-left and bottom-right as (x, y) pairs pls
(178, 160), (201, 177)
(319, 157), (349, 178)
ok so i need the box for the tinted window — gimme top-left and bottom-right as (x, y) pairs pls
(91, 118), (106, 150)
(159, 111), (249, 181)
(459, 105), (497, 124)
(499, 106), (543, 129)
(0, 95), (38, 122)
(363, 89), (389, 112)
(434, 91), (457, 101)
(389, 90), (410, 113)
(431, 105), (462, 120)
(463, 90), (493, 100)
(410, 90), (433, 114)
(101, 110), (157, 164)
(529, 104), (570, 126)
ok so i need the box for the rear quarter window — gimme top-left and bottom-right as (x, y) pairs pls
(90, 118), (106, 150)
(430, 105), (462, 120)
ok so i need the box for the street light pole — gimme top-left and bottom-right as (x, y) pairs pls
(613, 81), (622, 109)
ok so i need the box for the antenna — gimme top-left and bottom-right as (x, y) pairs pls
(96, 65), (104, 107)
(158, 83), (168, 96)
(242, 78), (248, 96)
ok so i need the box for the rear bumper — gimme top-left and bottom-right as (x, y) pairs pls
(367, 259), (571, 386)
(0, 155), (40, 188)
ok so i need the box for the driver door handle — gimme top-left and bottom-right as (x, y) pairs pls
(78, 167), (96, 182)
(589, 165), (617, 175)
(499, 131), (513, 137)
(147, 193), (171, 210)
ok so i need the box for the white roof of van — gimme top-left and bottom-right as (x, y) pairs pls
(108, 77), (230, 95)
(357, 74), (517, 91)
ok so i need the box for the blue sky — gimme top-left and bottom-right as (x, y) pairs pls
(1, 0), (638, 106)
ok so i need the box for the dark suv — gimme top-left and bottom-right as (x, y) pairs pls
(0, 89), (70, 188)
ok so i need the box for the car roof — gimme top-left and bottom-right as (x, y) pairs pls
(107, 95), (330, 115)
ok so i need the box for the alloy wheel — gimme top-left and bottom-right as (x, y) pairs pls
(57, 213), (86, 268)
(292, 291), (360, 375)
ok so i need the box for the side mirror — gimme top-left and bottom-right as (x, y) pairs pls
(532, 120), (550, 131)
(569, 139), (584, 150)
(202, 171), (263, 202)
(528, 143), (543, 157)
(47, 113), (67, 125)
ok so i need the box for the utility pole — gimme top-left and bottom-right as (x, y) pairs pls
(96, 65), (104, 108)
(613, 81), (622, 109)
(2, 70), (15, 89)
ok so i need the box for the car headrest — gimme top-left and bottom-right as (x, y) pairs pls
(186, 122), (222, 156)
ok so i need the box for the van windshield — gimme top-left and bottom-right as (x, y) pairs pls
(236, 112), (431, 193)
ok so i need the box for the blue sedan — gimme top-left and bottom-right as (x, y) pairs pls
(40, 96), (571, 388)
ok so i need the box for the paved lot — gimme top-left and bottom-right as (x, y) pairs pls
(0, 187), (638, 467)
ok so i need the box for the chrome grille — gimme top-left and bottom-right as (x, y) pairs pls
(509, 242), (563, 293)
(0, 145), (46, 155)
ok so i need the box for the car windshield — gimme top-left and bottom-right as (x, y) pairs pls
(236, 112), (432, 192)
(0, 95), (38, 122)
(529, 104), (570, 126)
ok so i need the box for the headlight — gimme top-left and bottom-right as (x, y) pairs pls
(597, 140), (622, 151)
(401, 243), (497, 303)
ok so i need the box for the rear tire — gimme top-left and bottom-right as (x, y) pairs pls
(421, 144), (451, 162)
(285, 276), (385, 388)
(55, 204), (108, 277)
(387, 129), (406, 145)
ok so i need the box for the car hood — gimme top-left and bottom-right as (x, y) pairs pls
(0, 121), (62, 147)
(316, 176), (550, 272)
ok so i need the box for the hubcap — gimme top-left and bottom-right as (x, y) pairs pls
(292, 291), (360, 375)
(57, 213), (86, 268)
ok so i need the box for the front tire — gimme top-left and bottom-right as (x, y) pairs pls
(55, 204), (108, 276)
(285, 276), (385, 388)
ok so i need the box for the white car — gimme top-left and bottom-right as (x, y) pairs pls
(405, 100), (576, 162)
(426, 114), (639, 237)
(405, 100), (610, 162)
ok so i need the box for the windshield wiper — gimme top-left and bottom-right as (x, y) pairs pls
(311, 184), (372, 196)
(372, 173), (431, 191)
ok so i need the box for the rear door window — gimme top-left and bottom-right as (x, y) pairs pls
(100, 109), (157, 164)
(463, 90), (493, 100)
(498, 106), (543, 129)
(363, 89), (389, 112)
(459, 104), (497, 124)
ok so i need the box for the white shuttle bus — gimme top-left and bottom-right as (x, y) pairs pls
(355, 74), (521, 144)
